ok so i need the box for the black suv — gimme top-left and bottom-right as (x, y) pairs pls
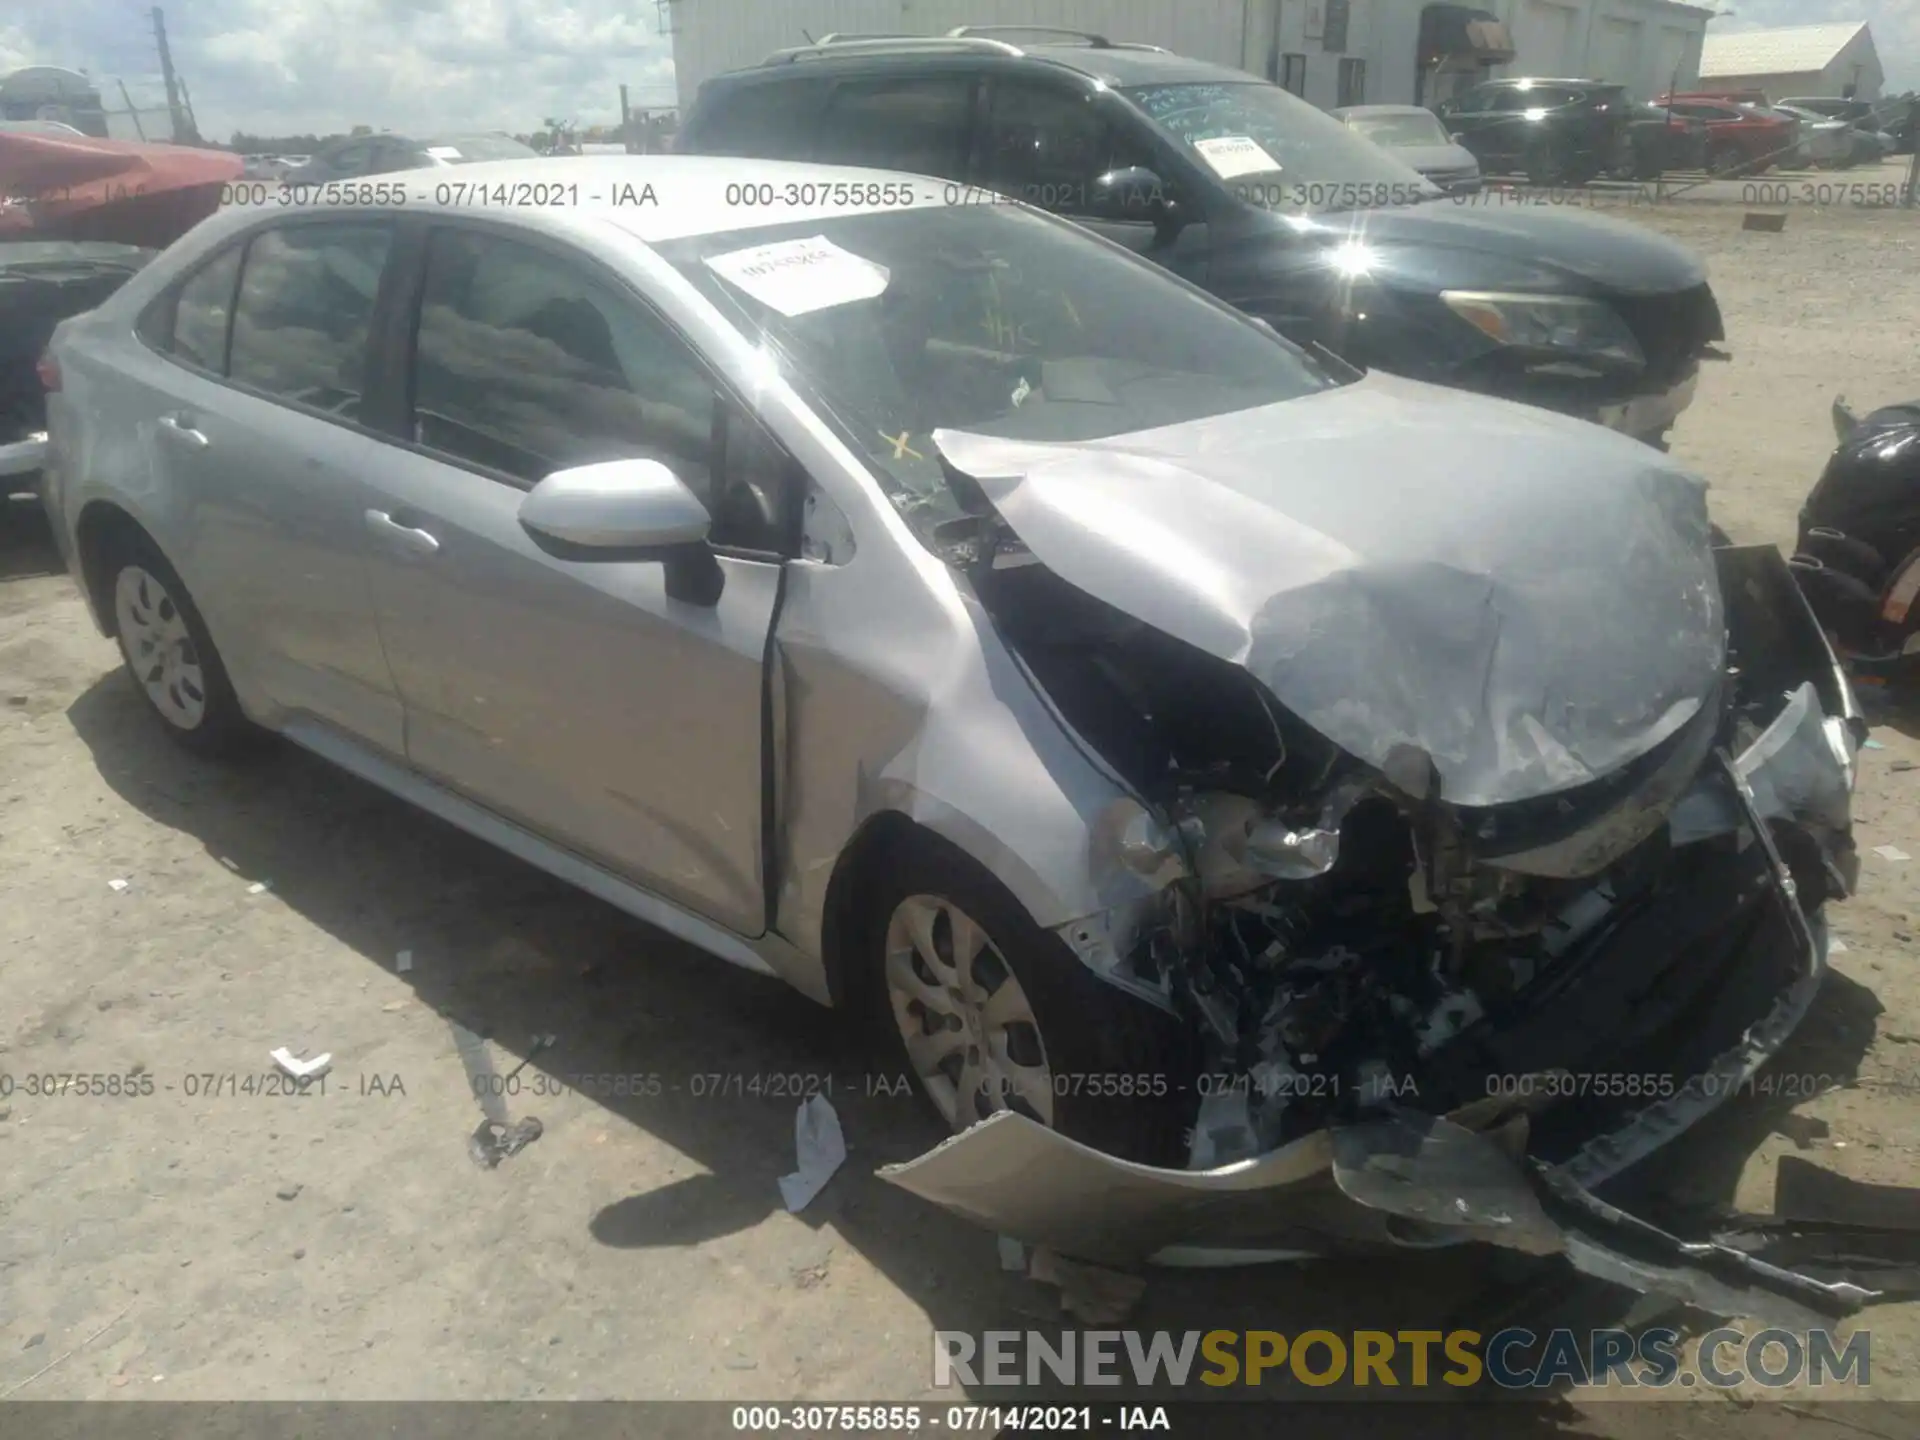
(1434, 78), (1632, 187)
(678, 29), (1722, 448)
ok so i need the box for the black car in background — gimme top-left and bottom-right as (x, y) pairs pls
(292, 131), (536, 183)
(679, 30), (1723, 449)
(1433, 77), (1632, 186)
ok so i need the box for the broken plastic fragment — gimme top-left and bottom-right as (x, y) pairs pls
(270, 1048), (332, 1080)
(246, 881), (270, 895)
(469, 1116), (543, 1169)
(107, 878), (129, 892)
(777, 1094), (846, 1212)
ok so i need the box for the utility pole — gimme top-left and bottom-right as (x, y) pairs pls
(151, 7), (195, 143)
(620, 83), (632, 152)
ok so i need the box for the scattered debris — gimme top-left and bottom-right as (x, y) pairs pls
(275, 1183), (302, 1202)
(998, 1235), (1027, 1272)
(1028, 1248), (1147, 1325)
(1871, 845), (1911, 862)
(107, 878), (129, 893)
(468, 1116), (544, 1169)
(395, 950), (414, 973)
(247, 881), (271, 895)
(269, 1048), (332, 1081)
(22, 1334), (43, 1351)
(1742, 211), (1787, 233)
(380, 1000), (406, 1013)
(1831, 937), (1850, 954)
(1894, 760), (1917, 773)
(292, 1248), (305, 1260)
(777, 1094), (847, 1213)
(1863, 739), (1887, 750)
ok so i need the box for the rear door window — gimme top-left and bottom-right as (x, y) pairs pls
(151, 245), (243, 372)
(691, 79), (830, 159)
(815, 76), (975, 179)
(227, 222), (395, 420)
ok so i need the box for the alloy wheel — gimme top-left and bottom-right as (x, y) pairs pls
(114, 564), (207, 730)
(884, 894), (1055, 1130)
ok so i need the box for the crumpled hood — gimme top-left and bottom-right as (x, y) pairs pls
(934, 373), (1725, 808)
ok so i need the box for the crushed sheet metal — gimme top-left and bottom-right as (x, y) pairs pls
(933, 376), (1724, 808)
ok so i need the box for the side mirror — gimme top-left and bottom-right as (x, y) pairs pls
(1092, 165), (1185, 236)
(519, 458), (710, 548)
(519, 458), (724, 603)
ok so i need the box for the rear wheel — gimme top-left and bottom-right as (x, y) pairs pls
(1707, 141), (1746, 176)
(858, 834), (1194, 1166)
(107, 535), (255, 756)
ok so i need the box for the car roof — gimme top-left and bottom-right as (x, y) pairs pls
(731, 41), (1252, 90)
(1482, 76), (1621, 88)
(268, 156), (971, 244)
(1331, 105), (1435, 117)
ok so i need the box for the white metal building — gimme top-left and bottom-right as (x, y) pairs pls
(665, 0), (1714, 112)
(1698, 21), (1883, 102)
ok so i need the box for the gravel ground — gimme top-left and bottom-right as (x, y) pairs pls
(2, 193), (1919, 1429)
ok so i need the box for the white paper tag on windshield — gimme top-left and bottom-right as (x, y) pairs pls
(704, 235), (890, 318)
(1193, 134), (1280, 180)
(425, 145), (462, 160)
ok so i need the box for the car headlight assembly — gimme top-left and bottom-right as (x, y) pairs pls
(1441, 291), (1645, 371)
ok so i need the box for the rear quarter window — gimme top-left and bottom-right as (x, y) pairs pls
(687, 79), (830, 159)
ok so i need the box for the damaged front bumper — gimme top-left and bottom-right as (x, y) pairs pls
(880, 548), (1871, 1328)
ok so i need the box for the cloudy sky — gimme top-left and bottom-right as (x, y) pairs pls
(1, 1), (1915, 142)
(0, 1), (680, 140)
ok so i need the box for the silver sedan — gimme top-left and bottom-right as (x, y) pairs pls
(39, 157), (1867, 1318)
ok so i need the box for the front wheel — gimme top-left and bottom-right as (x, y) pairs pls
(858, 834), (1195, 1166)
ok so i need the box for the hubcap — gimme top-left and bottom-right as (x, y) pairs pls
(114, 565), (206, 730)
(884, 895), (1055, 1130)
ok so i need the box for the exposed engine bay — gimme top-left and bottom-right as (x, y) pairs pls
(959, 515), (1862, 1176)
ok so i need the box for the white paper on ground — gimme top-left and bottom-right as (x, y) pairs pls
(1872, 845), (1911, 862)
(1193, 135), (1282, 181)
(704, 236), (890, 318)
(270, 1047), (333, 1080)
(777, 1094), (847, 1212)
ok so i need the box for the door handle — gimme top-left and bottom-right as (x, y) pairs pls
(364, 508), (441, 557)
(156, 413), (209, 449)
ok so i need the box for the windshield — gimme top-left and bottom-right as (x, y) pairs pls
(658, 205), (1337, 524)
(1344, 111), (1451, 148)
(1122, 82), (1441, 212)
(429, 135), (537, 163)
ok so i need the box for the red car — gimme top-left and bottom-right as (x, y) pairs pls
(1655, 94), (1799, 174)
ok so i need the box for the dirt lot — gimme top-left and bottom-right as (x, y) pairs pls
(3, 196), (1920, 1428)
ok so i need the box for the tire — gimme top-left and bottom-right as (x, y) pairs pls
(106, 533), (256, 756)
(855, 831), (1196, 1167)
(1707, 142), (1745, 177)
(1524, 137), (1563, 188)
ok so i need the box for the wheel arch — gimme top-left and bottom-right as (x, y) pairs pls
(74, 499), (154, 638)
